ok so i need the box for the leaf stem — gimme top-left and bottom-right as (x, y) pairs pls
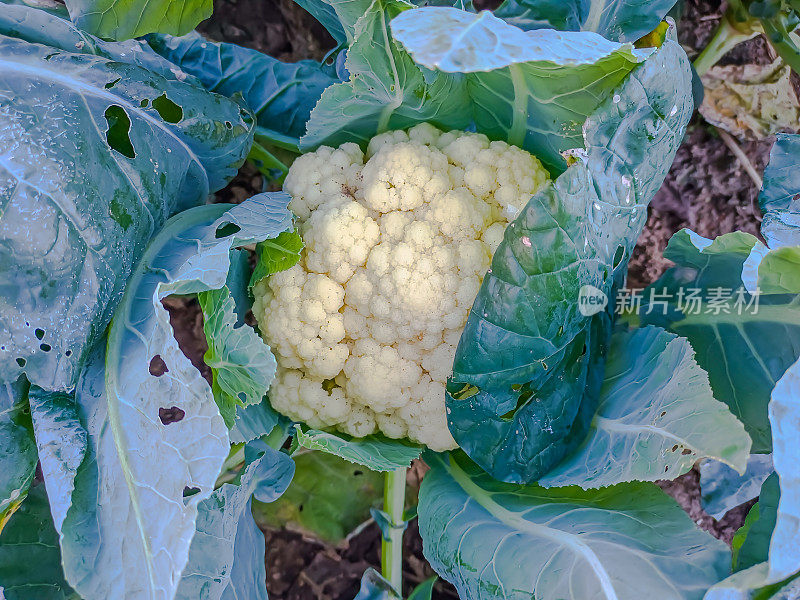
(693, 14), (761, 76)
(381, 467), (407, 594)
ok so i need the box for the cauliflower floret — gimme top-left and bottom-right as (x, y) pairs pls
(254, 124), (550, 450)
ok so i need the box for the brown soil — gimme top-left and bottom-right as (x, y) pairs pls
(167, 0), (787, 598)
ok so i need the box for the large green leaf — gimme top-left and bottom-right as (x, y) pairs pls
(0, 378), (36, 529)
(539, 326), (750, 488)
(253, 449), (383, 543)
(176, 441), (295, 600)
(419, 452), (731, 600)
(700, 454), (774, 520)
(301, 0), (472, 151)
(294, 425), (421, 472)
(767, 355), (800, 583)
(759, 133), (800, 248)
(442, 35), (692, 483)
(146, 32), (338, 149)
(0, 13), (254, 392)
(63, 0), (211, 40)
(0, 483), (78, 600)
(36, 195), (292, 600)
(390, 6), (650, 171)
(640, 230), (800, 453)
(493, 0), (678, 42)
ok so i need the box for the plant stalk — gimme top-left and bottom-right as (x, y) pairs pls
(381, 467), (407, 594)
(693, 14), (761, 76)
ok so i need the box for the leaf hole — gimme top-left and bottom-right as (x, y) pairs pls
(681, 448), (693, 456)
(215, 222), (241, 239)
(152, 93), (183, 123)
(224, 121), (233, 130)
(104, 77), (121, 89)
(353, 470), (363, 476)
(16, 357), (26, 367)
(43, 52), (59, 60)
(612, 246), (625, 269)
(149, 354), (169, 377)
(183, 486), (201, 503)
(35, 328), (45, 340)
(39, 343), (51, 352)
(140, 99), (150, 108)
(65, 349), (72, 357)
(159, 406), (186, 424)
(104, 105), (135, 159)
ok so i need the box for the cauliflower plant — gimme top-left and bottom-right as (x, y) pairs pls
(253, 124), (550, 451)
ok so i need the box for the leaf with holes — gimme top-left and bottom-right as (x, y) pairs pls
(31, 194), (293, 600)
(419, 451), (731, 600)
(146, 31), (338, 150)
(176, 441), (295, 600)
(0, 6), (255, 393)
(538, 326), (751, 488)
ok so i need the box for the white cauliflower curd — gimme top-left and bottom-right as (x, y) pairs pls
(253, 124), (550, 451)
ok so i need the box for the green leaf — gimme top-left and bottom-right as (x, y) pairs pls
(703, 563), (800, 600)
(230, 402), (284, 444)
(0, 1), (201, 78)
(146, 31), (338, 149)
(0, 483), (79, 600)
(301, 0), (473, 151)
(199, 285), (278, 427)
(0, 378), (36, 531)
(419, 451), (731, 600)
(767, 355), (800, 582)
(292, 0), (350, 45)
(444, 35), (693, 483)
(352, 568), (401, 600)
(294, 425), (421, 471)
(253, 449), (383, 543)
(493, 0), (678, 42)
(390, 6), (652, 171)
(34, 195), (293, 600)
(407, 577), (437, 600)
(539, 326), (751, 488)
(0, 9), (254, 392)
(250, 229), (305, 290)
(176, 441), (294, 600)
(27, 388), (87, 535)
(640, 230), (800, 453)
(759, 133), (800, 248)
(735, 473), (780, 573)
(700, 454), (774, 520)
(63, 0), (211, 40)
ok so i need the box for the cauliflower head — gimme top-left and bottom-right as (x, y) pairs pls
(253, 124), (550, 451)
